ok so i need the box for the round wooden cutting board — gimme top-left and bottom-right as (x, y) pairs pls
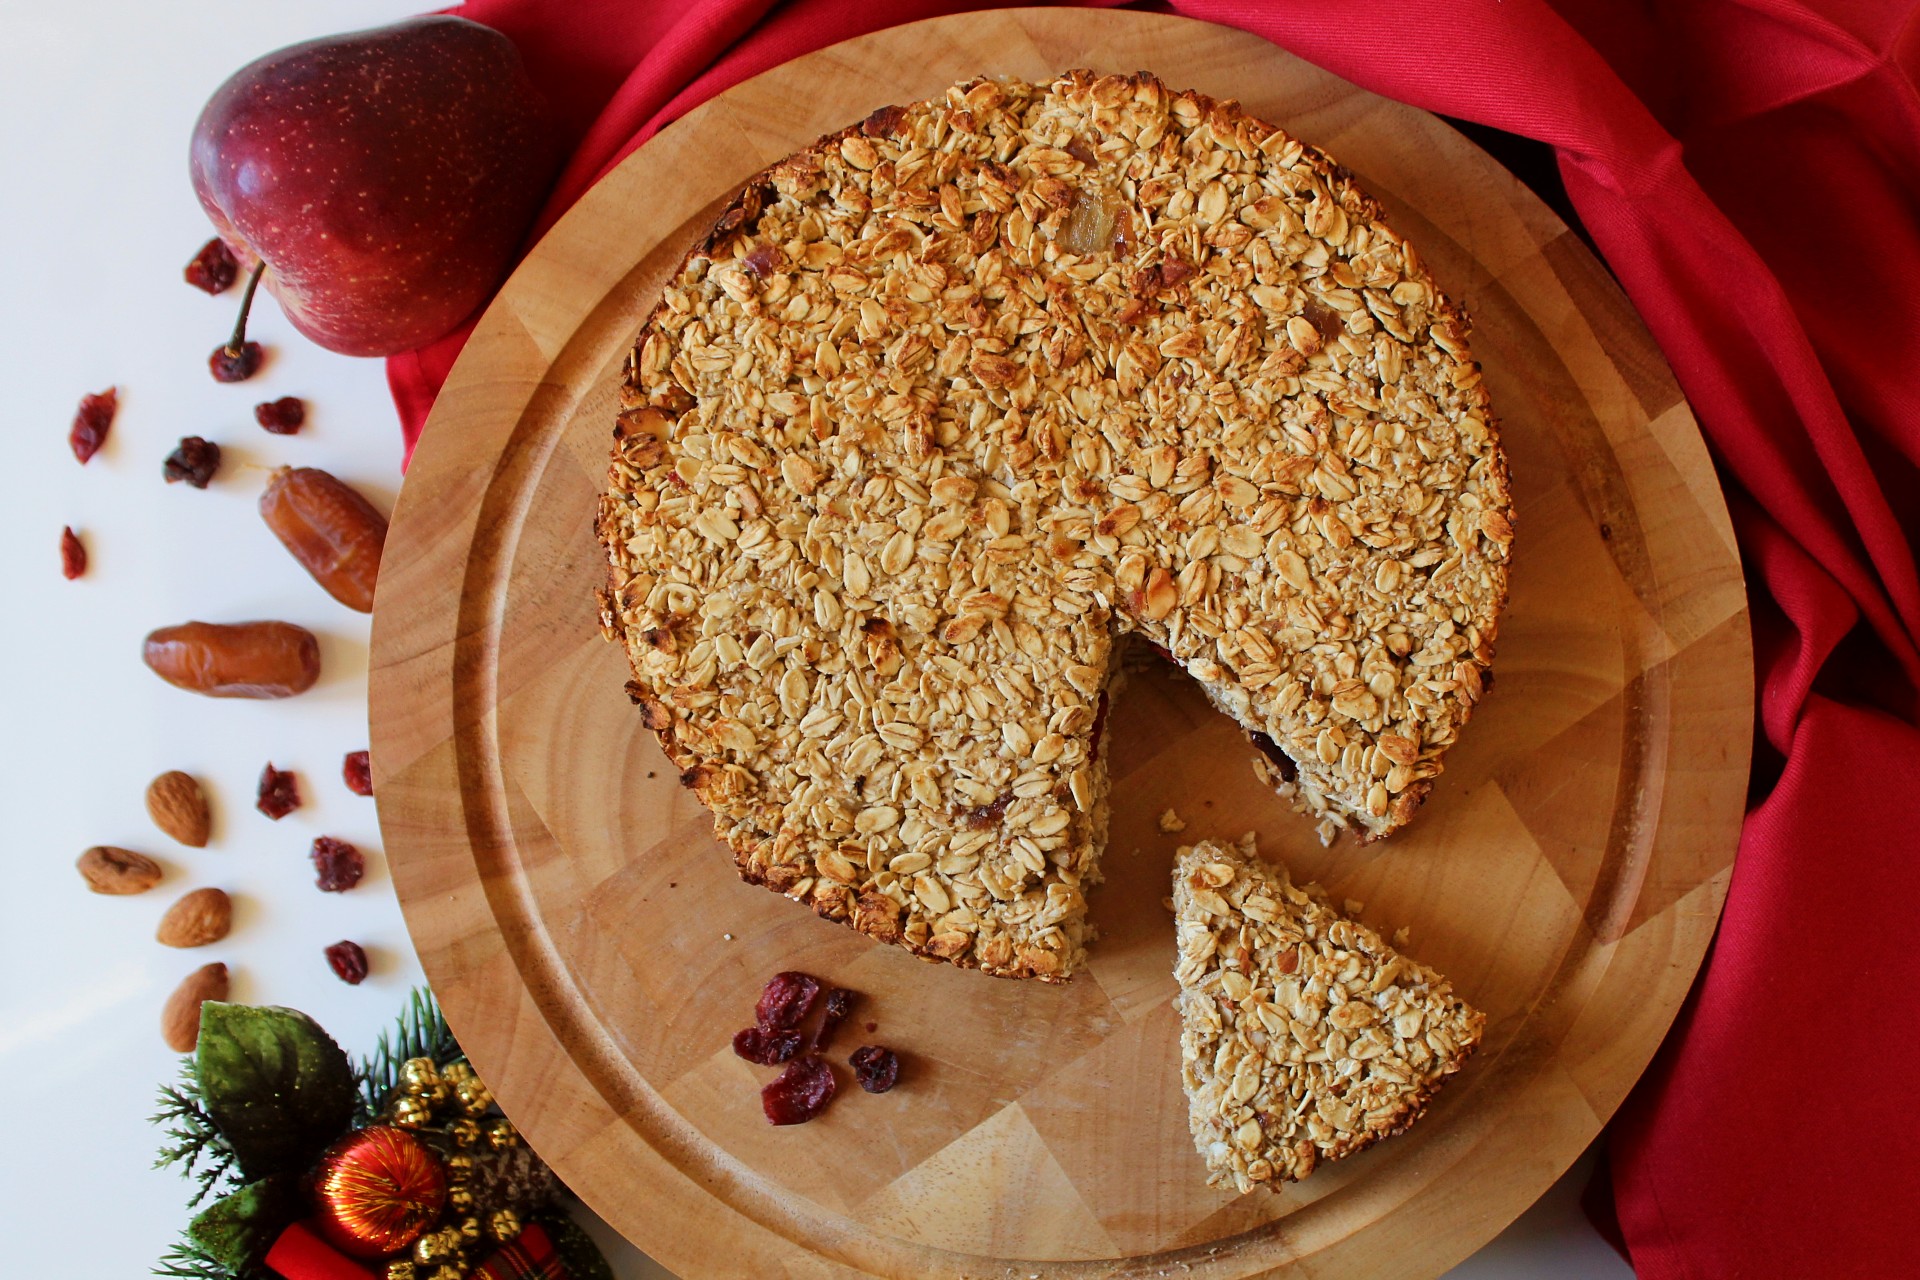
(370, 11), (1751, 1278)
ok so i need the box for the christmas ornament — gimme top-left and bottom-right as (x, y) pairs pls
(391, 1095), (433, 1129)
(400, 1058), (442, 1091)
(454, 1079), (493, 1115)
(151, 989), (609, 1280)
(413, 1226), (459, 1265)
(310, 1125), (449, 1258)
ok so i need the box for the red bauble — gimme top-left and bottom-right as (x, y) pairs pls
(309, 1125), (448, 1258)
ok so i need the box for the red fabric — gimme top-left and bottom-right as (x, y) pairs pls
(387, 2), (1920, 1274)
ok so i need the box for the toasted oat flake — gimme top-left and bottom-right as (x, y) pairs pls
(598, 72), (1511, 981)
(1172, 836), (1482, 1191)
(1157, 807), (1188, 834)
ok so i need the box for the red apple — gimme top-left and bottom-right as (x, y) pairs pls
(190, 16), (562, 358)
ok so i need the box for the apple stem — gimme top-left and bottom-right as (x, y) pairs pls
(225, 260), (267, 357)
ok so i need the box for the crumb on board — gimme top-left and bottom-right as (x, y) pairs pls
(1158, 807), (1187, 834)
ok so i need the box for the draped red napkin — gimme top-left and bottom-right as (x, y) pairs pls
(387, 2), (1920, 1274)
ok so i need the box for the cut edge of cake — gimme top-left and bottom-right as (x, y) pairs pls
(1172, 835), (1483, 1191)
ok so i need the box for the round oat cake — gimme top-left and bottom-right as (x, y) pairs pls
(597, 71), (1511, 981)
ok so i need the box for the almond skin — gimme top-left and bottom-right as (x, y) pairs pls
(77, 845), (162, 895)
(156, 886), (232, 948)
(162, 963), (229, 1052)
(146, 771), (212, 847)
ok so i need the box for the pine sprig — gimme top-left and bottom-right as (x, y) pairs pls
(152, 1061), (239, 1208)
(153, 1237), (241, 1280)
(357, 986), (462, 1121)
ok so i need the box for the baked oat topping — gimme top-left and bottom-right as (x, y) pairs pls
(1172, 836), (1482, 1191)
(599, 72), (1511, 980)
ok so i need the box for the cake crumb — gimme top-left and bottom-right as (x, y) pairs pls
(1344, 898), (1365, 915)
(1392, 925), (1412, 946)
(1157, 807), (1187, 834)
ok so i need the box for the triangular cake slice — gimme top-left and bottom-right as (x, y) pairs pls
(1172, 836), (1483, 1191)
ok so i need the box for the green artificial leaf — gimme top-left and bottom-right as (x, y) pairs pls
(185, 1177), (295, 1272)
(195, 1003), (356, 1180)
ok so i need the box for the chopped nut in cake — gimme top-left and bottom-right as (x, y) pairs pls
(1172, 836), (1483, 1191)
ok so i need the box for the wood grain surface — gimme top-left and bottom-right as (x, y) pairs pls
(368, 11), (1752, 1278)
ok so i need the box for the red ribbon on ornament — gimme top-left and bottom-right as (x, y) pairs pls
(263, 1222), (377, 1280)
(264, 1219), (563, 1280)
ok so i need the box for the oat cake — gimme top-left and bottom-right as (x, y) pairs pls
(1173, 836), (1483, 1190)
(597, 72), (1512, 980)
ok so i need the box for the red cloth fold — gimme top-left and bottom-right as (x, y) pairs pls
(388, 3), (1920, 1274)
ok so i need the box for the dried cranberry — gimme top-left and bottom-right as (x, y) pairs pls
(815, 988), (857, 1050)
(755, 971), (822, 1030)
(761, 1055), (836, 1125)
(163, 437), (221, 488)
(733, 1026), (803, 1065)
(209, 342), (264, 383)
(959, 792), (1012, 830)
(850, 1046), (900, 1094)
(325, 940), (369, 985)
(256, 763), (301, 819)
(69, 388), (117, 464)
(253, 396), (306, 434)
(184, 239), (239, 295)
(311, 836), (365, 892)
(59, 527), (86, 580)
(342, 750), (373, 797)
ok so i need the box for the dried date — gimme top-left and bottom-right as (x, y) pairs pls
(69, 388), (117, 464)
(325, 940), (369, 985)
(164, 437), (221, 488)
(256, 763), (301, 819)
(311, 836), (365, 892)
(254, 397), (305, 434)
(732, 1026), (802, 1066)
(850, 1046), (900, 1094)
(761, 1055), (836, 1125)
(755, 971), (822, 1030)
(59, 527), (86, 579)
(259, 467), (388, 613)
(184, 239), (239, 295)
(143, 621), (320, 698)
(342, 750), (373, 796)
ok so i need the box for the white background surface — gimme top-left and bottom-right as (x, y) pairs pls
(0, 1), (1634, 1275)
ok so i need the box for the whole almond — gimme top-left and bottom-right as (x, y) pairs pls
(156, 886), (232, 948)
(146, 771), (211, 847)
(76, 845), (162, 895)
(162, 962), (229, 1052)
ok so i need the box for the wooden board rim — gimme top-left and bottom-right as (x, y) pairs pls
(369, 10), (1752, 1277)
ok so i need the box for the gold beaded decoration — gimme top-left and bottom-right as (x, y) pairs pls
(485, 1118), (520, 1149)
(487, 1208), (522, 1244)
(383, 1264), (419, 1280)
(447, 1118), (482, 1148)
(399, 1058), (442, 1092)
(390, 1096), (433, 1130)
